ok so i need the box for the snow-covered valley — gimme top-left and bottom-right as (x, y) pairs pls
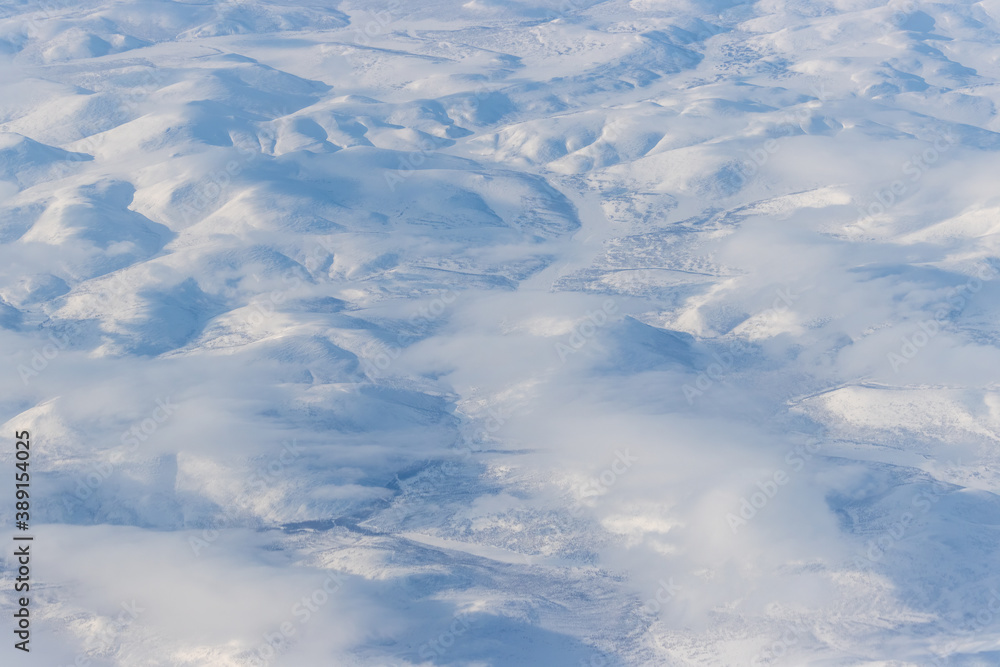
(2, 0), (1000, 664)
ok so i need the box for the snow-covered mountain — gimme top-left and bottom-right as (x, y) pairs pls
(2, 0), (1000, 664)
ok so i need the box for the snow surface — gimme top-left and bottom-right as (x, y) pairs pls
(2, 0), (1000, 664)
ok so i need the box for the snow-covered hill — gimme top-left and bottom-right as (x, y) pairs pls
(2, 0), (1000, 664)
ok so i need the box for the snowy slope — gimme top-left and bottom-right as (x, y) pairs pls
(1, 0), (1000, 665)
